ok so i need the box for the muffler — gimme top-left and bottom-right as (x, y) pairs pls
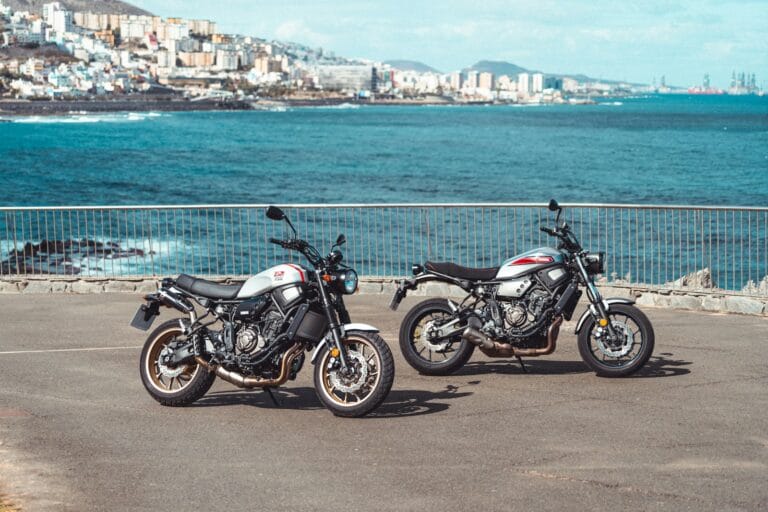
(195, 344), (303, 388)
(461, 316), (564, 358)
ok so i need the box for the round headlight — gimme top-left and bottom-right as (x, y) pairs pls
(342, 270), (358, 294)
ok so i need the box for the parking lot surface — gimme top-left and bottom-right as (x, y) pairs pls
(0, 293), (766, 511)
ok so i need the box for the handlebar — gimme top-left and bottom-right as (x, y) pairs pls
(269, 237), (307, 250)
(540, 227), (556, 236)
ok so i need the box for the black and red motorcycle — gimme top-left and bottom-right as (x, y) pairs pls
(390, 199), (654, 377)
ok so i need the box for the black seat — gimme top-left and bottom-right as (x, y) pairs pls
(425, 261), (499, 281)
(175, 274), (242, 300)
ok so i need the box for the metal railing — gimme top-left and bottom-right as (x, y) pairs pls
(1, 203), (767, 296)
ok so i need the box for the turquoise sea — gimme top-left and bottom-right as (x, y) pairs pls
(1, 94), (767, 207)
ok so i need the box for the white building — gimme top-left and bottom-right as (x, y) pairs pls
(42, 2), (61, 25)
(517, 73), (530, 94)
(42, 2), (72, 36)
(216, 49), (239, 71)
(562, 77), (579, 93)
(449, 72), (461, 91)
(465, 70), (478, 89)
(51, 9), (73, 34)
(317, 65), (372, 91)
(532, 73), (544, 93)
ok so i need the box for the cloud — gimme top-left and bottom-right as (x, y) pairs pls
(274, 20), (330, 47)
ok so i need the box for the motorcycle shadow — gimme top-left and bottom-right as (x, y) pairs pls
(191, 385), (473, 418)
(368, 385), (474, 418)
(626, 353), (692, 378)
(455, 353), (691, 379)
(456, 359), (590, 376)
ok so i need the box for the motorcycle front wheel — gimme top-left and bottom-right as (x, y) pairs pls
(399, 298), (475, 376)
(314, 330), (394, 417)
(140, 320), (216, 406)
(577, 304), (655, 377)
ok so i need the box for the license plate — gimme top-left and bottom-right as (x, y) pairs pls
(389, 287), (405, 311)
(130, 304), (159, 331)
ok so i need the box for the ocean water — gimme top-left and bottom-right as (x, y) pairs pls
(0, 94), (767, 207)
(1, 95), (767, 287)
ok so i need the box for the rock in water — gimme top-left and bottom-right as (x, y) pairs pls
(667, 268), (716, 290)
(741, 275), (768, 295)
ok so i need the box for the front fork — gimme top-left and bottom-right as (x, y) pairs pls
(315, 269), (352, 369)
(576, 257), (618, 338)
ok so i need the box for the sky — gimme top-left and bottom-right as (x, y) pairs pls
(130, 0), (767, 88)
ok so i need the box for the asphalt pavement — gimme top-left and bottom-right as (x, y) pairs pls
(0, 293), (766, 511)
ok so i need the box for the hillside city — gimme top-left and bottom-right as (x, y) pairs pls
(0, 1), (763, 105)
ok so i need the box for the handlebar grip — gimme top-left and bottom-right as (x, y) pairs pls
(540, 227), (555, 236)
(269, 237), (284, 245)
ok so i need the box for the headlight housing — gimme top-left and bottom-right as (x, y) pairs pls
(329, 269), (358, 294)
(585, 252), (605, 275)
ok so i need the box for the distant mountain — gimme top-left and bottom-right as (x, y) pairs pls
(465, 60), (643, 85)
(384, 60), (441, 74)
(4, 0), (151, 15)
(466, 60), (532, 77)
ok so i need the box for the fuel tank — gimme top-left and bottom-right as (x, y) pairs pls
(237, 263), (307, 299)
(495, 248), (567, 297)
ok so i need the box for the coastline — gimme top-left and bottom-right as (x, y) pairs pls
(0, 97), (253, 117)
(0, 95), (496, 117)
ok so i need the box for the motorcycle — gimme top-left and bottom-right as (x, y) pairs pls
(390, 199), (654, 377)
(131, 206), (394, 417)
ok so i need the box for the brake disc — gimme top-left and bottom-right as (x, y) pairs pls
(419, 320), (450, 352)
(328, 351), (369, 394)
(158, 346), (187, 378)
(595, 321), (635, 358)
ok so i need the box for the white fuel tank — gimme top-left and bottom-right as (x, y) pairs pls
(237, 263), (307, 299)
(496, 247), (564, 280)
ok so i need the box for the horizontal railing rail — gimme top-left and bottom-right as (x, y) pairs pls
(1, 203), (767, 297)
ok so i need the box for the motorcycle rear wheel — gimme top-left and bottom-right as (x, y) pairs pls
(399, 298), (475, 376)
(577, 304), (655, 377)
(140, 320), (216, 406)
(314, 331), (394, 417)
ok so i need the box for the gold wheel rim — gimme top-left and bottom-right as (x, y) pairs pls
(145, 328), (200, 394)
(319, 336), (381, 408)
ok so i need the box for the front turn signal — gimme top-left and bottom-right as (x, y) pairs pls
(330, 347), (340, 358)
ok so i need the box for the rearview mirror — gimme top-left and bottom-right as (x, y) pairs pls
(266, 206), (285, 221)
(548, 199), (560, 212)
(335, 234), (346, 247)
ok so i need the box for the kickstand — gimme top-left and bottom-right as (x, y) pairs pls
(264, 387), (281, 407)
(516, 356), (528, 374)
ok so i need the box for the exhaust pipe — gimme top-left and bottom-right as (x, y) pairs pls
(195, 344), (303, 388)
(462, 316), (564, 358)
(462, 326), (496, 350)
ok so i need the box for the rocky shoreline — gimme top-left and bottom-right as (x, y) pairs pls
(0, 96), (492, 117)
(0, 98), (253, 116)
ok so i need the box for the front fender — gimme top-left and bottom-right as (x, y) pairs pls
(310, 323), (380, 363)
(574, 298), (636, 334)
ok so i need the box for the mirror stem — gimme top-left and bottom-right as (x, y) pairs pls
(285, 217), (298, 237)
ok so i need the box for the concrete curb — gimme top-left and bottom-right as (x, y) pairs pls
(1, 277), (766, 316)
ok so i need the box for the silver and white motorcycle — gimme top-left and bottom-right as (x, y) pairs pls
(390, 199), (655, 378)
(131, 206), (394, 417)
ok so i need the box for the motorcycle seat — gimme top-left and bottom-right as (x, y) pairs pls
(175, 274), (242, 300)
(425, 261), (499, 281)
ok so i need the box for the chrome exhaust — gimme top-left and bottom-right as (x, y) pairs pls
(461, 316), (564, 358)
(195, 344), (304, 388)
(461, 326), (496, 350)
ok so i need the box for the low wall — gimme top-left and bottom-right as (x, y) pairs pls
(1, 277), (766, 317)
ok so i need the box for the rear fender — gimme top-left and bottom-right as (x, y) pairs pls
(310, 323), (379, 364)
(389, 272), (470, 310)
(574, 298), (636, 334)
